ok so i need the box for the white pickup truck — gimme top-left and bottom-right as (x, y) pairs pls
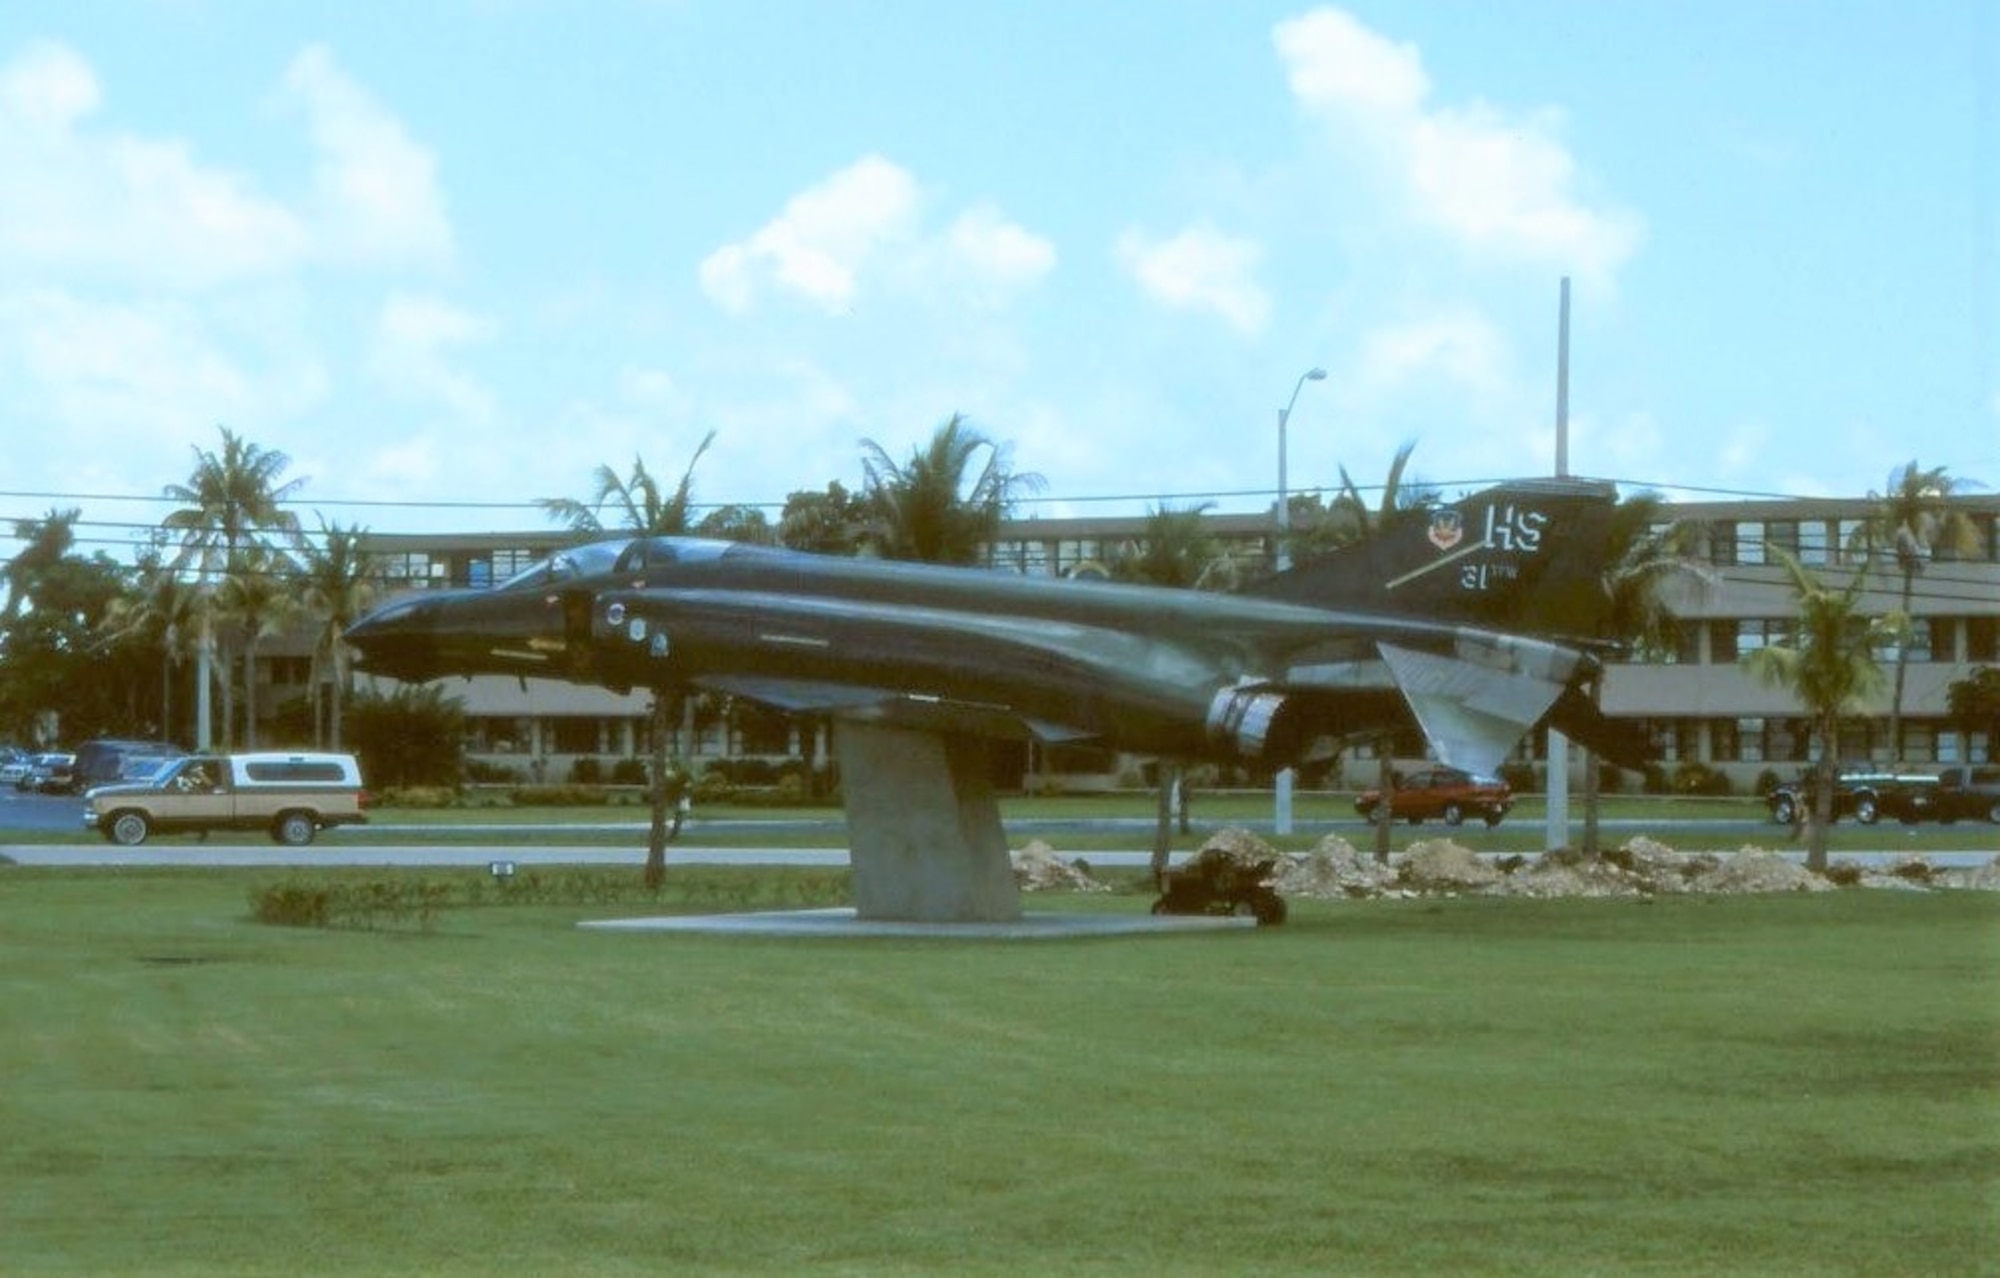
(83, 751), (369, 846)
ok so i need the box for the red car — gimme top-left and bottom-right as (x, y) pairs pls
(1355, 767), (1512, 827)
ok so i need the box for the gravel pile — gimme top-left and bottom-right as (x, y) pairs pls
(1012, 829), (2000, 899)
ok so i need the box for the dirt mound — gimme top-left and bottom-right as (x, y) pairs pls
(1012, 840), (1110, 893)
(1268, 835), (1402, 899)
(1398, 839), (1504, 892)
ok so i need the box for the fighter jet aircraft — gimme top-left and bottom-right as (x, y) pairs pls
(345, 477), (1640, 921)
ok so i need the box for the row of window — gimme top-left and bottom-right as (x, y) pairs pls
(1639, 616), (2000, 666)
(1702, 515), (2000, 569)
(1643, 718), (1991, 767)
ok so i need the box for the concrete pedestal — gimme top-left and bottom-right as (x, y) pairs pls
(834, 721), (1023, 922)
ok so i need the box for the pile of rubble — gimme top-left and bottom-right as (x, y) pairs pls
(1013, 839), (1111, 893)
(1011, 829), (2000, 899)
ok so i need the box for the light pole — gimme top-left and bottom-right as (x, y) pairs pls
(1273, 366), (1325, 834)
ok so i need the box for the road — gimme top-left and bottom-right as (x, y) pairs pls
(5, 785), (1994, 869)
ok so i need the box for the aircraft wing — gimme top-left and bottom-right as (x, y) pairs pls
(693, 673), (1096, 744)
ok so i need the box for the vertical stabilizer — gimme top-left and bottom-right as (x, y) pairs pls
(1246, 478), (1621, 641)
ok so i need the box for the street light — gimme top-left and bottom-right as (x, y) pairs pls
(1275, 367), (1327, 573)
(1273, 366), (1325, 836)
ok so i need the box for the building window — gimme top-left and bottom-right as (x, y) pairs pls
(1967, 617), (1998, 663)
(1901, 723), (1936, 764)
(1736, 718), (1766, 763)
(1732, 619), (1792, 658)
(1764, 520), (1798, 562)
(1796, 519), (1830, 565)
(1710, 718), (1741, 762)
(1835, 518), (1865, 564)
(551, 719), (601, 754)
(1736, 521), (1765, 566)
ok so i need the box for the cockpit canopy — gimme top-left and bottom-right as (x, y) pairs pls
(495, 536), (767, 591)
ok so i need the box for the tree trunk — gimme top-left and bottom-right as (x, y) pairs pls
(643, 692), (680, 890)
(1581, 677), (1604, 858)
(1372, 741), (1394, 863)
(1150, 762), (1176, 891)
(1888, 571), (1916, 766)
(1807, 725), (1835, 875)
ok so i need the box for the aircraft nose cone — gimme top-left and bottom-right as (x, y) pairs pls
(344, 597), (440, 681)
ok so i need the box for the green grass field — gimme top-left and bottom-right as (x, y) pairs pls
(2, 869), (1996, 1276)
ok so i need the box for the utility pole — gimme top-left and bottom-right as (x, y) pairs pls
(1546, 277), (1572, 851)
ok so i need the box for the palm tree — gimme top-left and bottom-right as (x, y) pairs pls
(213, 545), (297, 750)
(161, 428), (305, 749)
(1851, 461), (1984, 763)
(1286, 441), (1428, 567)
(1742, 548), (1891, 873)
(2, 508), (81, 622)
(859, 413), (1043, 564)
(542, 432), (716, 889)
(538, 433), (715, 536)
(296, 519), (380, 749)
(1578, 493), (1715, 854)
(102, 547), (201, 744)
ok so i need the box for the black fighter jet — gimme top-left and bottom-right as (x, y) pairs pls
(344, 477), (1640, 920)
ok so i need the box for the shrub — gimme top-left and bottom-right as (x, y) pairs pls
(512, 784), (614, 808)
(609, 758), (649, 786)
(370, 785), (459, 809)
(1753, 768), (1783, 798)
(463, 758), (522, 784)
(568, 757), (604, 785)
(692, 770), (735, 803)
(1670, 762), (1733, 797)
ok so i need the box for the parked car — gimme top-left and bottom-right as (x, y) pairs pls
(70, 738), (186, 795)
(22, 752), (76, 793)
(1764, 768), (1937, 825)
(1355, 767), (1513, 826)
(82, 751), (369, 846)
(0, 748), (30, 787)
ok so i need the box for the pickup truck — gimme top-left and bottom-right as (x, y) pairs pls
(1924, 765), (2000, 825)
(1763, 769), (1934, 825)
(83, 751), (369, 846)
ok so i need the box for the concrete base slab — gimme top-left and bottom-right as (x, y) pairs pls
(578, 907), (1258, 939)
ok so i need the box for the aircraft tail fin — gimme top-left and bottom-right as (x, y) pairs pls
(1245, 477), (1624, 643)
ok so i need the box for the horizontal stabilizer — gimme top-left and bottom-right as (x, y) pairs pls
(1378, 639), (1576, 779)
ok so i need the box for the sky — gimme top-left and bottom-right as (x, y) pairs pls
(2, 0), (1996, 556)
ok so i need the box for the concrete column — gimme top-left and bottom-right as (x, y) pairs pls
(834, 720), (1022, 923)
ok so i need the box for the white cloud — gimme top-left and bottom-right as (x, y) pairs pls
(698, 156), (1052, 315)
(937, 205), (1057, 305)
(1275, 7), (1641, 286)
(1115, 224), (1270, 335)
(1354, 309), (1507, 395)
(0, 41), (309, 289)
(699, 156), (919, 314)
(282, 45), (455, 268)
(365, 292), (496, 422)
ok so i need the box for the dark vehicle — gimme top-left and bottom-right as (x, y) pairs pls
(1151, 846), (1287, 925)
(1924, 766), (2000, 825)
(23, 752), (76, 793)
(70, 738), (186, 794)
(1355, 767), (1513, 827)
(1764, 768), (1936, 825)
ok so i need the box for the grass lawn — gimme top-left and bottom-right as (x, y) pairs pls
(2, 869), (1995, 1276)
